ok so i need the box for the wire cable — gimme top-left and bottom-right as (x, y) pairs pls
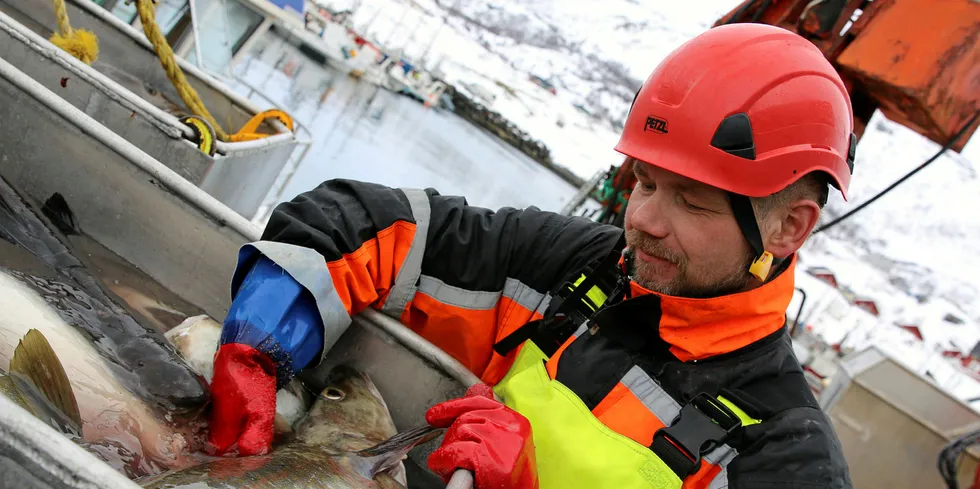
(815, 111), (979, 235)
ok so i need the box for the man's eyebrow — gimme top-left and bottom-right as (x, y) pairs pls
(632, 162), (646, 178)
(676, 181), (727, 204)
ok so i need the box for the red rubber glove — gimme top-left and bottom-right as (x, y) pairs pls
(425, 384), (539, 489)
(207, 343), (277, 456)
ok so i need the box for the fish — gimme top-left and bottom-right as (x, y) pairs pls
(0, 328), (162, 478)
(137, 364), (437, 488)
(0, 176), (208, 409)
(0, 268), (202, 477)
(0, 274), (432, 486)
(148, 314), (435, 488)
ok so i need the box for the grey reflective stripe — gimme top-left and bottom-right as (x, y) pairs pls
(622, 366), (681, 423)
(700, 441), (738, 487)
(417, 276), (551, 313)
(502, 278), (549, 313)
(704, 443), (737, 466)
(381, 188), (430, 317)
(620, 365), (740, 485)
(242, 241), (352, 360)
(534, 293), (552, 316)
(418, 275), (498, 310)
(573, 321), (589, 338)
(707, 467), (729, 489)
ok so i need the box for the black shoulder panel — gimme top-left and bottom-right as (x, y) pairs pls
(262, 179), (415, 261)
(727, 407), (853, 489)
(423, 190), (625, 293)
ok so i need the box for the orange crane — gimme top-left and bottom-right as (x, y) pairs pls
(591, 0), (979, 229)
(714, 0), (979, 151)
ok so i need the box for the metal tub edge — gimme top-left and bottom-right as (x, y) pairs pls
(0, 52), (470, 489)
(0, 0), (303, 219)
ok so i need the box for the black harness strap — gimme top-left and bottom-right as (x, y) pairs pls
(493, 237), (628, 358)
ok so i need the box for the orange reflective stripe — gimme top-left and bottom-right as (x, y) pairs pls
(683, 460), (723, 489)
(593, 382), (664, 447)
(544, 322), (587, 379)
(326, 220), (416, 314)
(605, 366), (743, 487)
(481, 296), (546, 385)
(401, 274), (554, 384)
(402, 291), (499, 377)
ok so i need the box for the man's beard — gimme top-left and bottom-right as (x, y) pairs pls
(625, 229), (755, 299)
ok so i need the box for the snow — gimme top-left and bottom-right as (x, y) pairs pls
(310, 0), (980, 404)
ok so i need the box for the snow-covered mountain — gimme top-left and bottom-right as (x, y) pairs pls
(338, 0), (980, 344)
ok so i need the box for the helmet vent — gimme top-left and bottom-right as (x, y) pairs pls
(711, 113), (756, 160)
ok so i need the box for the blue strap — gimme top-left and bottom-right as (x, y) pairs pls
(220, 255), (325, 388)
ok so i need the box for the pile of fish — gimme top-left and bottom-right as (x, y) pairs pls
(0, 175), (440, 488)
(1, 296), (436, 488)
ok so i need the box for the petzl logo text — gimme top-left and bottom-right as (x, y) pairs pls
(644, 116), (668, 134)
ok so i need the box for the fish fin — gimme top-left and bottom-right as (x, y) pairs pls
(9, 329), (83, 428)
(41, 193), (79, 235)
(355, 426), (444, 477)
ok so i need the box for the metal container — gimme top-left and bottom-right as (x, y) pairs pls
(0, 0), (311, 220)
(0, 45), (466, 489)
(820, 347), (980, 489)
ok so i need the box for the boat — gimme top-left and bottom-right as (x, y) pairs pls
(1, 0), (312, 221)
(0, 21), (472, 488)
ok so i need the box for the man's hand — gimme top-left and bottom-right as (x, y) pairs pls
(206, 254), (326, 457)
(425, 384), (539, 489)
(207, 343), (277, 456)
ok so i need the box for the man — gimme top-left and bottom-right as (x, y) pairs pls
(208, 23), (855, 488)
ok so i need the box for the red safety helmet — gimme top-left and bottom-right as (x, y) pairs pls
(614, 23), (856, 200)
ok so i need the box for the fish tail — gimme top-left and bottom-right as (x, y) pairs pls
(9, 328), (83, 429)
(356, 425), (443, 458)
(355, 426), (444, 478)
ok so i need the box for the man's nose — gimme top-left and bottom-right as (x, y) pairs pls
(629, 194), (670, 239)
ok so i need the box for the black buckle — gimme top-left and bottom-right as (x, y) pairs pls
(492, 314), (581, 357)
(651, 393), (742, 477)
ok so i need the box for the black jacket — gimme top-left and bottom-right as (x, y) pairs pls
(259, 179), (853, 488)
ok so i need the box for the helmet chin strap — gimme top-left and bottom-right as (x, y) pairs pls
(728, 193), (778, 282)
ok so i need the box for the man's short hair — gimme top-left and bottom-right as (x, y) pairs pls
(751, 172), (830, 219)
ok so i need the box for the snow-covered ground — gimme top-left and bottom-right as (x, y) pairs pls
(316, 0), (980, 397)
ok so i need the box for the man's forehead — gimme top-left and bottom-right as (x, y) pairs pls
(633, 159), (725, 195)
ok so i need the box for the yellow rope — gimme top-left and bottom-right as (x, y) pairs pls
(49, 0), (98, 64)
(135, 0), (228, 141)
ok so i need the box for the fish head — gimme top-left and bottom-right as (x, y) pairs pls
(292, 365), (398, 453)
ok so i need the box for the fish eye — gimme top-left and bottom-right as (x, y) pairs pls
(322, 387), (346, 401)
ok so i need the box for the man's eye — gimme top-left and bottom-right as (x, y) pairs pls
(681, 197), (706, 211)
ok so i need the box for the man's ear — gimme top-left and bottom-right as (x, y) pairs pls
(764, 200), (821, 259)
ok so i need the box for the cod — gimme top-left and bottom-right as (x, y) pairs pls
(138, 363), (435, 489)
(1, 296), (438, 489)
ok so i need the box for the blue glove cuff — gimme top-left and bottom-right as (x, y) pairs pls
(220, 255), (325, 388)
